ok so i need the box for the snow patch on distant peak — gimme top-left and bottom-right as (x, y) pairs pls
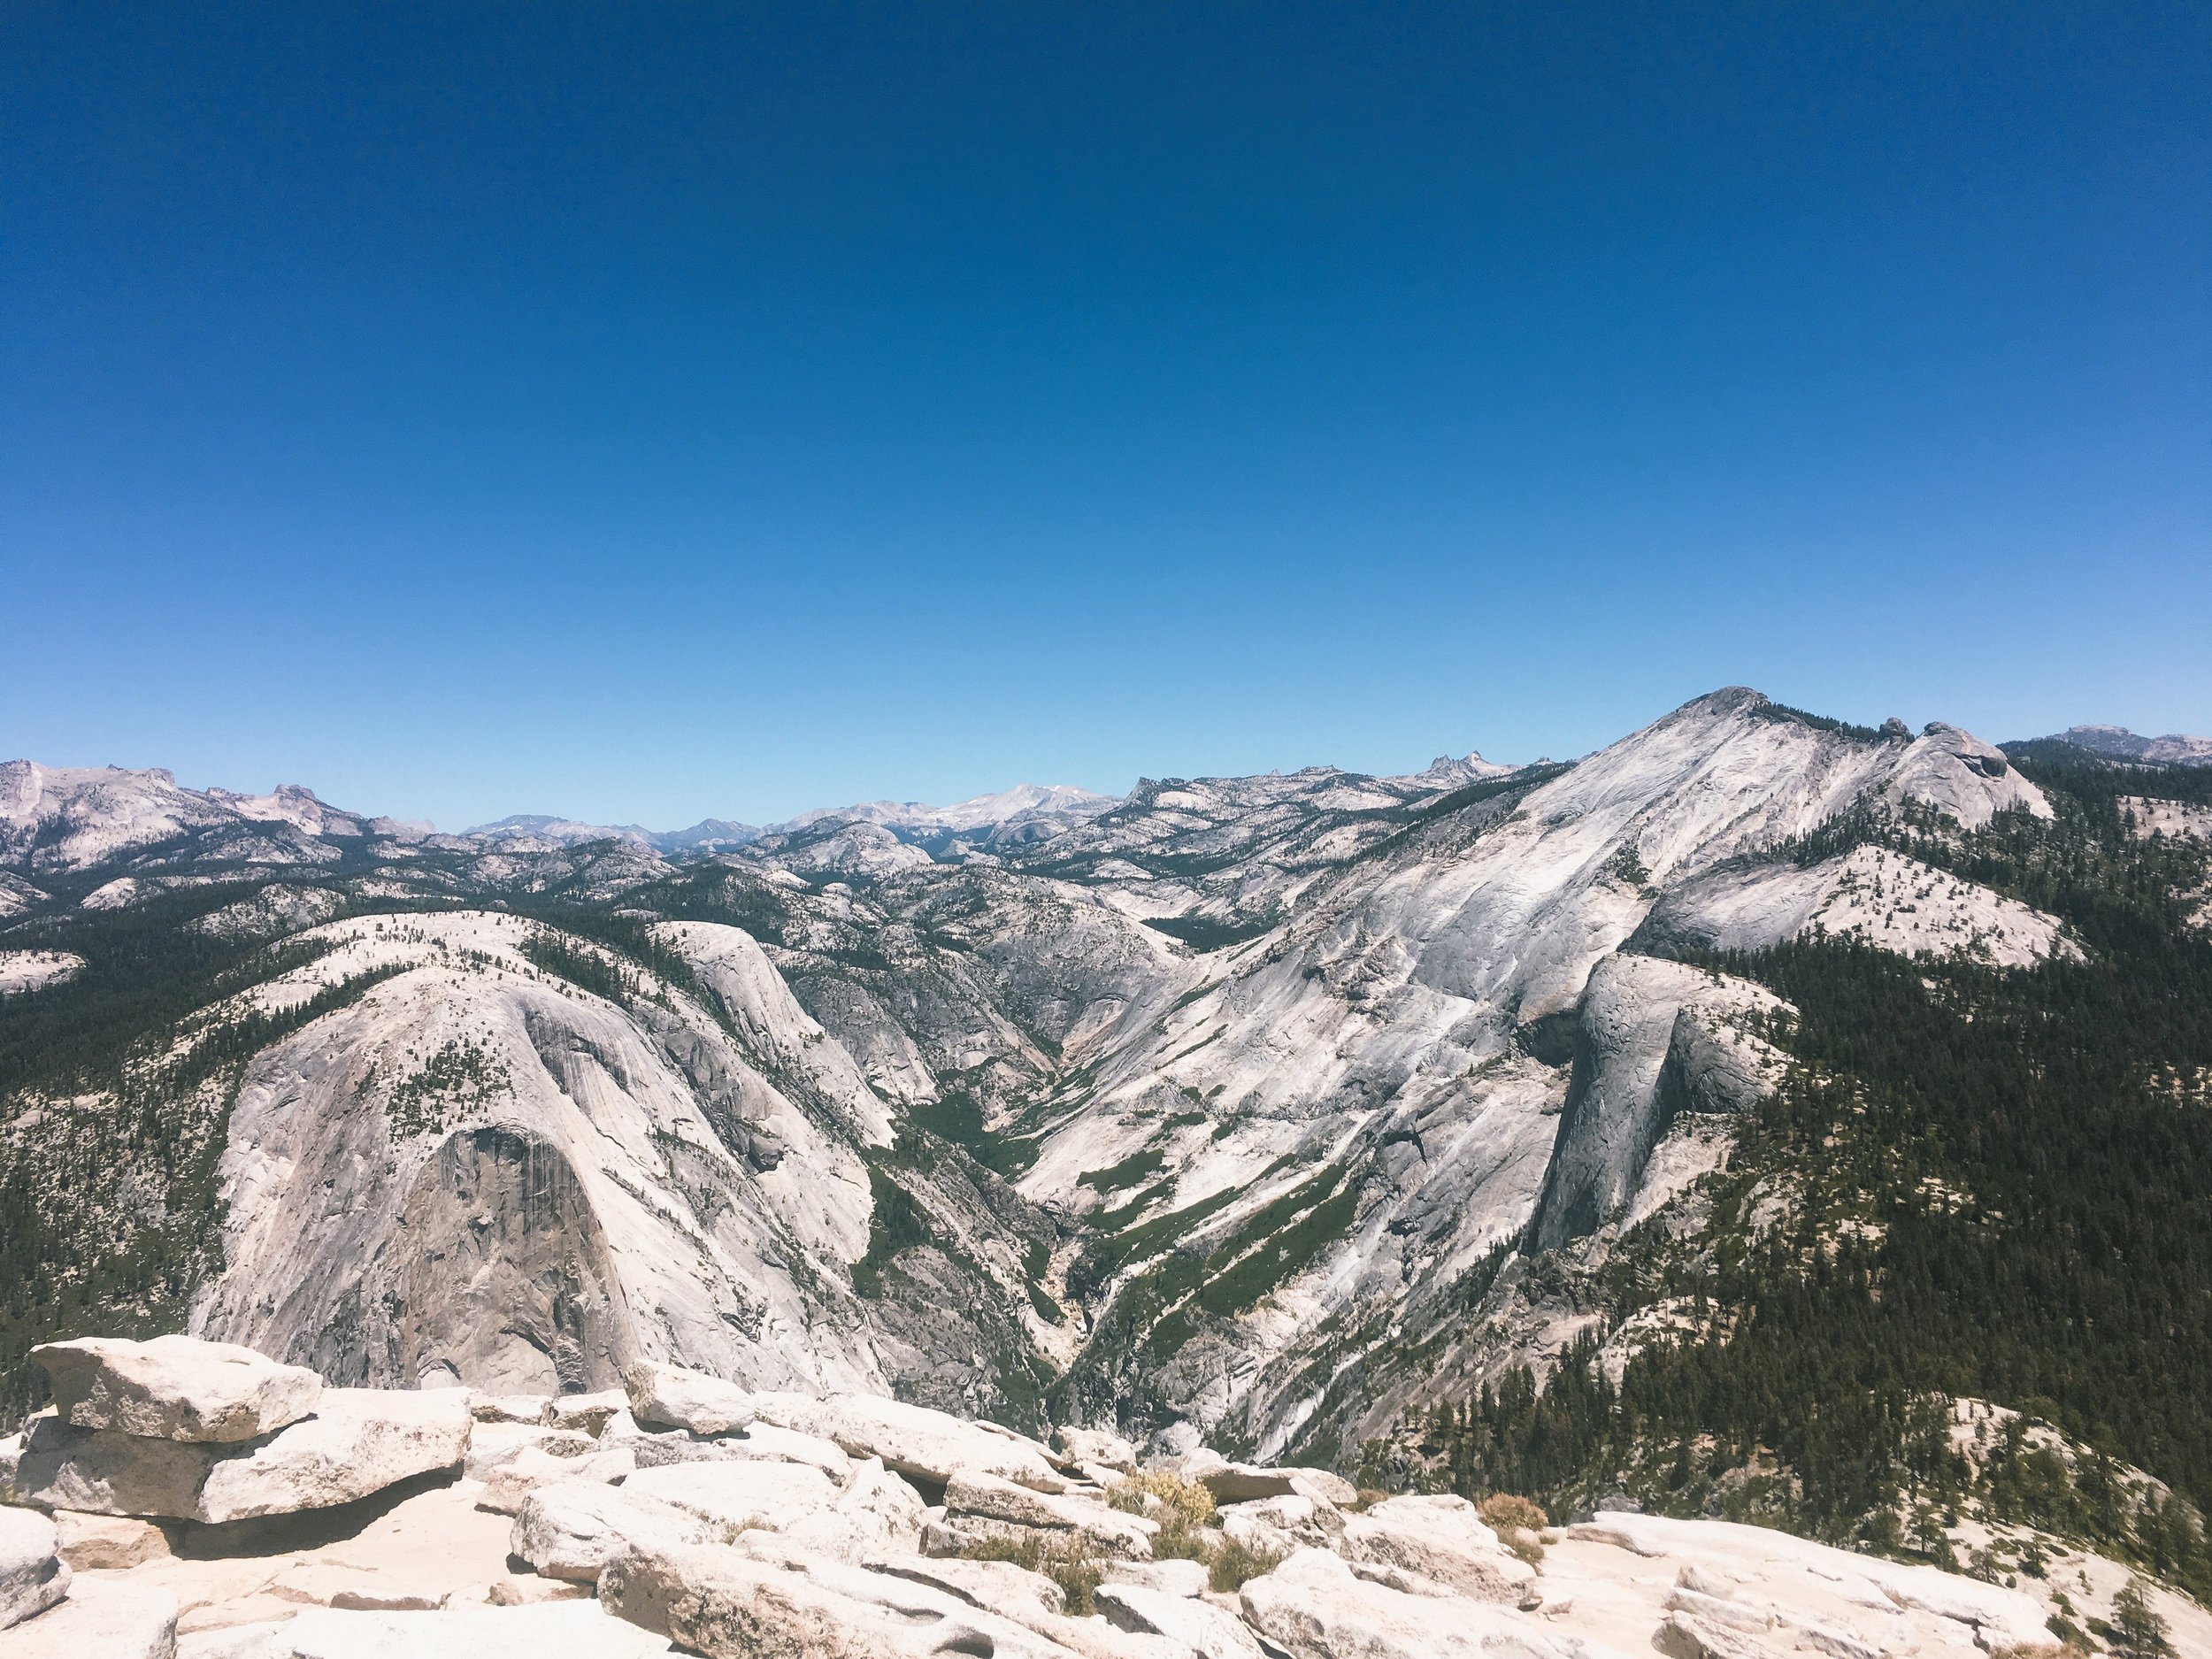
(778, 782), (1119, 836)
(463, 813), (661, 849)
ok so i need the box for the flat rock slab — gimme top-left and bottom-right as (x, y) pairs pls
(1099, 1580), (1271, 1659)
(35, 1336), (321, 1444)
(867, 1554), (1068, 1620)
(752, 1391), (1066, 1491)
(510, 1481), (726, 1584)
(476, 1445), (634, 1516)
(0, 1504), (71, 1628)
(463, 1424), (599, 1479)
(620, 1458), (841, 1532)
(1180, 1450), (1356, 1508)
(944, 1470), (1158, 1559)
(16, 1389), (470, 1523)
(5, 1575), (180, 1659)
(266, 1600), (673, 1656)
(1102, 1557), (1210, 1598)
(1240, 1548), (1619, 1659)
(1567, 1510), (2048, 1648)
(599, 1539), (1087, 1659)
(1339, 1494), (1536, 1604)
(195, 1389), (472, 1525)
(616, 1417), (852, 1480)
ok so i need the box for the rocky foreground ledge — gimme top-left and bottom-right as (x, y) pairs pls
(0, 1336), (2193, 1657)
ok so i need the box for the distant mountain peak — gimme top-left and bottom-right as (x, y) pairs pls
(774, 782), (1120, 838)
(2030, 725), (2212, 766)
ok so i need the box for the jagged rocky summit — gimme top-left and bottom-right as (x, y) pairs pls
(2, 1333), (2182, 1657)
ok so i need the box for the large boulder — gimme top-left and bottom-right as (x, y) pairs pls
(542, 1390), (627, 1437)
(1217, 1494), (1338, 1556)
(1240, 1548), (1617, 1659)
(625, 1361), (756, 1437)
(33, 1336), (321, 1445)
(752, 1391), (1066, 1491)
(1651, 1611), (1781, 1659)
(598, 1539), (1085, 1658)
(13, 1389), (468, 1523)
(462, 1423), (597, 1479)
(193, 1388), (472, 1524)
(0, 1506), (70, 1628)
(257, 1599), (673, 1656)
(1056, 1426), (1140, 1474)
(510, 1480), (726, 1584)
(4, 1575), (177, 1659)
(466, 1393), (551, 1425)
(866, 1554), (1069, 1620)
(1338, 1494), (1538, 1604)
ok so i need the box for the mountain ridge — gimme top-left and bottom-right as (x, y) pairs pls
(4, 687), (2209, 1605)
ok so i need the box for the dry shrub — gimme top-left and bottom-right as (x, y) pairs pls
(1103, 1469), (1287, 1587)
(1110, 1470), (1217, 1527)
(1477, 1494), (1549, 1532)
(1478, 1492), (1549, 1566)
(1110, 1470), (1217, 1558)
(1208, 1535), (1286, 1594)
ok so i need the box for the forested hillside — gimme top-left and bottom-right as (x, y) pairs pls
(1407, 751), (2212, 1604)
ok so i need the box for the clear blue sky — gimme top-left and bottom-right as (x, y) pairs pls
(4, 4), (2206, 830)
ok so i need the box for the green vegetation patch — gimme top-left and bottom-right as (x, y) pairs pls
(377, 1035), (513, 1138)
(1142, 914), (1276, 953)
(1747, 699), (1890, 742)
(849, 1163), (934, 1300)
(1078, 1147), (1166, 1195)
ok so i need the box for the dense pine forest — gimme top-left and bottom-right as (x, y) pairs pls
(1411, 751), (2212, 1601)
